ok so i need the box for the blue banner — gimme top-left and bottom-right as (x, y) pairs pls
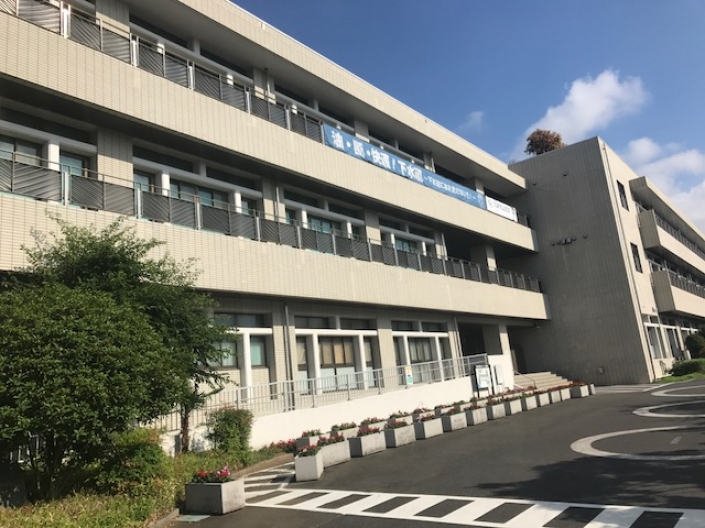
(323, 124), (486, 210)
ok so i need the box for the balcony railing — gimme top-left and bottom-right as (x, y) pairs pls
(0, 151), (543, 292)
(1, 0), (531, 226)
(666, 270), (705, 300)
(150, 355), (490, 431)
(653, 212), (705, 261)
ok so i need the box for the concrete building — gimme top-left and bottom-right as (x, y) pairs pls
(510, 138), (705, 385)
(1, 0), (703, 443)
(0, 0), (551, 445)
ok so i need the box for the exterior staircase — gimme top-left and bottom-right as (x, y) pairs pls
(514, 371), (572, 391)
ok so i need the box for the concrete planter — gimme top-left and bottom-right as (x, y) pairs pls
(548, 390), (563, 404)
(320, 441), (351, 467)
(441, 413), (467, 432)
(295, 452), (324, 482)
(465, 407), (488, 426)
(361, 421), (387, 432)
(486, 403), (506, 420)
(589, 383), (596, 395)
(330, 427), (357, 440)
(414, 418), (444, 439)
(570, 385), (590, 398)
(503, 399), (523, 416)
(349, 432), (386, 457)
(384, 425), (416, 448)
(387, 416), (413, 426)
(536, 393), (551, 407)
(560, 388), (571, 401)
(433, 406), (455, 417)
(295, 435), (320, 451)
(185, 479), (245, 515)
(520, 395), (537, 411)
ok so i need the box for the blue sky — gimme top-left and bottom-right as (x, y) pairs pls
(232, 0), (705, 228)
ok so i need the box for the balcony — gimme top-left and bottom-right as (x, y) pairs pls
(651, 269), (705, 319)
(639, 209), (705, 273)
(0, 0), (531, 230)
(0, 152), (548, 319)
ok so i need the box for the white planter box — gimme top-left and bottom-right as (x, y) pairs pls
(570, 385), (590, 398)
(295, 453), (324, 482)
(295, 436), (320, 451)
(503, 399), (523, 415)
(589, 383), (596, 395)
(384, 425), (416, 448)
(560, 388), (571, 401)
(548, 390), (562, 404)
(320, 441), (351, 467)
(441, 413), (467, 432)
(465, 407), (487, 425)
(520, 395), (537, 411)
(414, 418), (444, 439)
(486, 403), (506, 420)
(536, 393), (551, 406)
(387, 416), (413, 426)
(185, 479), (245, 515)
(330, 427), (357, 440)
(349, 432), (386, 457)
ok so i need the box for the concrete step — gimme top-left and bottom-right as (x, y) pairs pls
(514, 371), (572, 391)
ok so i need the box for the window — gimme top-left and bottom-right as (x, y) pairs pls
(319, 337), (355, 368)
(617, 181), (629, 210)
(60, 153), (88, 177)
(328, 202), (358, 219)
(284, 189), (318, 208)
(421, 322), (446, 332)
(211, 336), (268, 368)
(392, 320), (415, 331)
(134, 171), (156, 193)
(340, 318), (375, 330)
(408, 338), (433, 363)
(308, 215), (341, 234)
(170, 180), (228, 207)
(395, 237), (418, 253)
(214, 313), (268, 328)
(0, 135), (42, 165)
(133, 146), (193, 172)
(295, 316), (331, 329)
(631, 243), (643, 273)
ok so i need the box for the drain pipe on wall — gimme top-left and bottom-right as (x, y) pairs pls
(283, 303), (294, 410)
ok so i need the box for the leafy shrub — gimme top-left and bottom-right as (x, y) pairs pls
(684, 334), (705, 359)
(205, 408), (253, 465)
(670, 359), (705, 377)
(96, 428), (172, 495)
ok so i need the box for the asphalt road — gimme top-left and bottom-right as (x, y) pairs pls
(180, 380), (705, 528)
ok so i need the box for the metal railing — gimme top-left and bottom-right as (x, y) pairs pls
(653, 212), (705, 261)
(667, 270), (705, 300)
(2, 0), (530, 226)
(0, 151), (543, 292)
(149, 355), (489, 431)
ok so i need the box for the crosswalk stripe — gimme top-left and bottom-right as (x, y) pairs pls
(674, 510), (705, 528)
(503, 502), (566, 527)
(582, 507), (649, 528)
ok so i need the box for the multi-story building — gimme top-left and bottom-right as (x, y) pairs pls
(510, 138), (705, 385)
(0, 0), (550, 444)
(3, 0), (704, 445)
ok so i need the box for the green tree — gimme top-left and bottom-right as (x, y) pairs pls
(684, 333), (705, 359)
(0, 283), (180, 499)
(525, 129), (565, 156)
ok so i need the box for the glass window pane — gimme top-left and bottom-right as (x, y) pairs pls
(213, 313), (236, 327)
(15, 140), (41, 165)
(0, 136), (12, 160)
(296, 337), (307, 367)
(364, 338), (373, 364)
(219, 341), (237, 367)
(250, 336), (266, 366)
(134, 172), (153, 192)
(60, 153), (86, 177)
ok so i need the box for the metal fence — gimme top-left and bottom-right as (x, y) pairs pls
(667, 270), (705, 300)
(0, 151), (543, 292)
(2, 0), (530, 226)
(150, 355), (489, 432)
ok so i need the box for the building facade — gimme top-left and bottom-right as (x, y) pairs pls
(0, 0), (702, 431)
(0, 0), (550, 433)
(509, 138), (705, 385)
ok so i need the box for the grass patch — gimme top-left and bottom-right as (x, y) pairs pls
(657, 371), (705, 383)
(0, 446), (282, 528)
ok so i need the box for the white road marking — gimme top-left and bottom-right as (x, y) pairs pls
(671, 436), (682, 445)
(633, 400), (705, 418)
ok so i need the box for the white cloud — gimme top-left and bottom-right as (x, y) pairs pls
(457, 110), (484, 134)
(621, 138), (705, 231)
(512, 70), (648, 159)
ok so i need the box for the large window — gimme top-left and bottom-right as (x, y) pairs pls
(170, 180), (228, 207)
(618, 181), (629, 210)
(319, 336), (356, 391)
(134, 171), (156, 193)
(60, 152), (88, 177)
(0, 135), (42, 165)
(631, 243), (643, 273)
(308, 215), (341, 234)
